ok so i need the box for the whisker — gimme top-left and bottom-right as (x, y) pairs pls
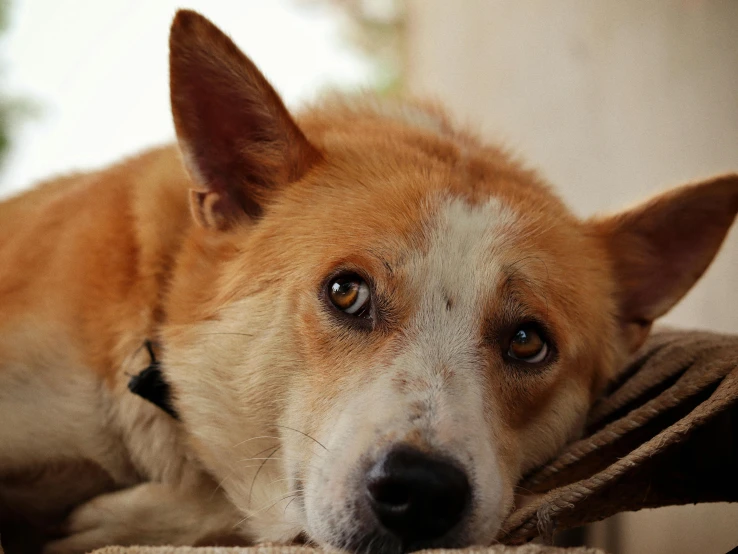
(364, 534), (378, 554)
(267, 477), (294, 486)
(121, 341), (148, 376)
(235, 491), (301, 528)
(283, 495), (299, 515)
(513, 484), (537, 496)
(210, 471), (232, 501)
(238, 455), (318, 465)
(238, 456), (298, 463)
(232, 435), (282, 448)
(200, 332), (255, 337)
(240, 443), (282, 461)
(275, 424), (329, 452)
(238, 459), (320, 474)
(248, 445), (281, 508)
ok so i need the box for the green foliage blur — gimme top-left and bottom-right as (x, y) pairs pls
(0, 0), (28, 171)
(0, 0), (10, 163)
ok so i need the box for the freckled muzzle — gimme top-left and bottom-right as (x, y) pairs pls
(352, 444), (472, 553)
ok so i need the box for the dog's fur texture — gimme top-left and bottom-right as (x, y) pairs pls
(0, 9), (737, 554)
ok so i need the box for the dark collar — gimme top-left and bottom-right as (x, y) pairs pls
(128, 340), (179, 419)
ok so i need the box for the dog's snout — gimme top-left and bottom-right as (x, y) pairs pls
(365, 446), (470, 546)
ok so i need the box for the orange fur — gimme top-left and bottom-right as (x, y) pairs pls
(0, 9), (736, 554)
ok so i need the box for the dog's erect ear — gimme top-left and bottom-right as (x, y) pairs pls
(169, 10), (321, 230)
(591, 174), (738, 351)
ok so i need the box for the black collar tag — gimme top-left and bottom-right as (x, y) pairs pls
(128, 340), (179, 420)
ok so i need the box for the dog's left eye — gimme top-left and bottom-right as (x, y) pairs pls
(327, 273), (371, 316)
(506, 324), (549, 364)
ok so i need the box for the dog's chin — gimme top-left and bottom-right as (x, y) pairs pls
(311, 522), (491, 554)
(327, 530), (409, 554)
(342, 528), (482, 554)
(304, 490), (501, 554)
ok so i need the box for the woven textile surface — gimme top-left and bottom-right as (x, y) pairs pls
(500, 328), (738, 543)
(90, 546), (603, 554)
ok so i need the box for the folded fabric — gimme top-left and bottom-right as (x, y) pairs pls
(500, 328), (738, 544)
(91, 546), (603, 554)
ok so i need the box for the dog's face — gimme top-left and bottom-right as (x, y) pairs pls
(161, 11), (738, 553)
(276, 191), (616, 551)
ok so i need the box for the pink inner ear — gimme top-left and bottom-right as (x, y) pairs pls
(169, 10), (320, 225)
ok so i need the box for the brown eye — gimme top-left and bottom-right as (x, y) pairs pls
(507, 325), (549, 363)
(328, 273), (371, 316)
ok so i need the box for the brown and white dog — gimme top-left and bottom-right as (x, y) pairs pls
(0, 9), (736, 554)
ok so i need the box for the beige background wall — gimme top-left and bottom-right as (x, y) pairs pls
(405, 0), (738, 334)
(404, 2), (737, 553)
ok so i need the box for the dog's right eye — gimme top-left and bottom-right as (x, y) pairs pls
(327, 273), (371, 317)
(504, 323), (551, 365)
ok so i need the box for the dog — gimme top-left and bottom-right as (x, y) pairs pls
(0, 9), (736, 554)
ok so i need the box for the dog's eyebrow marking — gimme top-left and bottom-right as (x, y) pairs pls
(366, 249), (400, 277)
(499, 268), (530, 296)
(496, 262), (553, 325)
(380, 257), (395, 276)
(500, 256), (550, 294)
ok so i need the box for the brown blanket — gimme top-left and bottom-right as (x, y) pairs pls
(2, 329), (737, 554)
(501, 328), (738, 543)
(12, 543), (605, 554)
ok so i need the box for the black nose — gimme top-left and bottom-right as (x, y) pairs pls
(365, 446), (471, 546)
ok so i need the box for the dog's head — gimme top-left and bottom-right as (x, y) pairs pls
(160, 11), (738, 553)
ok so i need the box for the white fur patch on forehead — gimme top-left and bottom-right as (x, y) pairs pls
(304, 197), (518, 546)
(409, 196), (519, 317)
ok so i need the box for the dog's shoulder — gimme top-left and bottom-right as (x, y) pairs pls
(0, 145), (193, 377)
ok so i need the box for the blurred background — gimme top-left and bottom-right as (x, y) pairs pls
(0, 1), (736, 552)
